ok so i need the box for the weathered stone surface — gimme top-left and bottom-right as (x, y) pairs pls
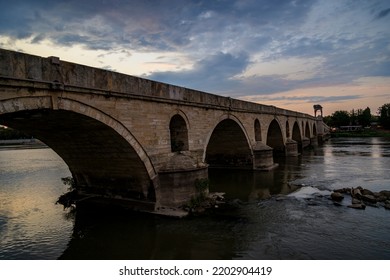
(361, 194), (377, 204)
(0, 48), (324, 210)
(331, 192), (344, 202)
(160, 153), (202, 171)
(285, 139), (299, 156)
(351, 187), (362, 198)
(373, 192), (387, 202)
(380, 190), (390, 199)
(352, 198), (362, 204)
(348, 203), (366, 210)
(334, 187), (351, 194)
(361, 188), (374, 196)
(275, 195), (287, 202)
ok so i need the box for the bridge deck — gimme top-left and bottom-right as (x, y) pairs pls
(0, 48), (313, 119)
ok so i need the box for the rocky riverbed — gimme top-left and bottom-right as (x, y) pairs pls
(330, 186), (390, 210)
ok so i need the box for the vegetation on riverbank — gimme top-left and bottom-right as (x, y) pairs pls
(324, 103), (389, 128)
(323, 103), (390, 138)
(0, 126), (31, 140)
(331, 128), (390, 138)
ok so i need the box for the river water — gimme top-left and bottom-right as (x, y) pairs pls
(1, 137), (390, 260)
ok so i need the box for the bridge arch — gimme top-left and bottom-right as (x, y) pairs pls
(204, 115), (252, 168)
(266, 119), (285, 155)
(169, 113), (189, 152)
(286, 120), (290, 138)
(254, 119), (262, 141)
(292, 121), (302, 152)
(0, 96), (157, 203)
(305, 122), (311, 138)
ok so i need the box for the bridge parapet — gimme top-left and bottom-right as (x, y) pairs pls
(0, 48), (314, 120)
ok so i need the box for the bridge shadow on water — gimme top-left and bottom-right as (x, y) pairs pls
(58, 204), (241, 260)
(208, 154), (309, 202)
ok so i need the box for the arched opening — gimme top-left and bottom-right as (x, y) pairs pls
(0, 108), (156, 204)
(305, 122), (311, 138)
(313, 123), (317, 136)
(206, 119), (252, 169)
(286, 120), (290, 138)
(292, 121), (302, 153)
(254, 119), (262, 141)
(266, 119), (285, 156)
(169, 114), (189, 152)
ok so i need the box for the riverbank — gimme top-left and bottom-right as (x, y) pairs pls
(331, 128), (390, 138)
(0, 139), (47, 149)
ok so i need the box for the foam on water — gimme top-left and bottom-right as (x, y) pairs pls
(287, 186), (331, 199)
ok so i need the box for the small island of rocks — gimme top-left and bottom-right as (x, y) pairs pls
(331, 186), (390, 210)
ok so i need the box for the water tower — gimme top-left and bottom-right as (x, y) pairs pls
(313, 104), (323, 118)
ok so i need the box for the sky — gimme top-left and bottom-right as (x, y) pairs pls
(0, 0), (389, 116)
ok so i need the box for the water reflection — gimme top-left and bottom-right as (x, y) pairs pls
(2, 138), (390, 260)
(59, 207), (241, 260)
(58, 159), (321, 260)
(319, 138), (390, 191)
(0, 148), (73, 259)
(209, 156), (308, 202)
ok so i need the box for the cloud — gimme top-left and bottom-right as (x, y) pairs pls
(147, 51), (250, 92)
(241, 92), (365, 109)
(261, 94), (362, 104)
(0, 0), (389, 115)
(0, 0), (315, 53)
(377, 8), (390, 19)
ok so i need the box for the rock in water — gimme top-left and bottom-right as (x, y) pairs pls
(352, 198), (362, 204)
(333, 187), (351, 194)
(351, 187), (362, 198)
(379, 190), (390, 199)
(362, 188), (374, 196)
(361, 194), (377, 204)
(348, 203), (366, 210)
(331, 192), (344, 202)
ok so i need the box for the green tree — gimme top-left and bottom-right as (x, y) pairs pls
(357, 107), (372, 127)
(0, 126), (31, 140)
(323, 115), (332, 126)
(378, 103), (390, 129)
(350, 109), (357, 125)
(330, 110), (350, 127)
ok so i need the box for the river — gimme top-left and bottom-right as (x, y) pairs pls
(1, 137), (390, 260)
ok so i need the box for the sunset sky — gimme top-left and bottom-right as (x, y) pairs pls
(1, 0), (389, 115)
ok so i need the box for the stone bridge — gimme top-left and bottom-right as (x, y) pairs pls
(0, 49), (328, 211)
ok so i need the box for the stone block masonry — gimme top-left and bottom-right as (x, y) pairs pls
(0, 48), (327, 211)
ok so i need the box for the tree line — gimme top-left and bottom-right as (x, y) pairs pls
(323, 103), (390, 129)
(0, 126), (31, 140)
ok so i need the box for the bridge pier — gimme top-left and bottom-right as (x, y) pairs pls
(252, 142), (278, 171)
(317, 134), (330, 144)
(156, 153), (209, 208)
(310, 136), (319, 147)
(302, 137), (311, 149)
(285, 139), (299, 156)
